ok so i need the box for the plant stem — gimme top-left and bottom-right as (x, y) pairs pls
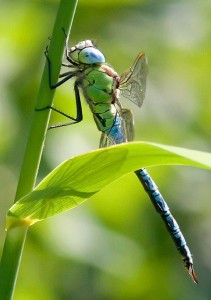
(0, 0), (78, 298)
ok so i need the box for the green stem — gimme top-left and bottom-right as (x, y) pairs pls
(0, 0), (78, 298)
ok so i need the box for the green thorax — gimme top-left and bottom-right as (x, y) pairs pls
(78, 64), (120, 132)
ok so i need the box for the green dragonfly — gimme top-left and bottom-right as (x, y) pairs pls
(37, 35), (198, 284)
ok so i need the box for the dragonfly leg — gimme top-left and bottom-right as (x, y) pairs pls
(61, 28), (78, 66)
(44, 46), (77, 89)
(35, 105), (80, 123)
(61, 63), (75, 68)
(135, 168), (198, 284)
(48, 81), (83, 130)
(35, 49), (81, 129)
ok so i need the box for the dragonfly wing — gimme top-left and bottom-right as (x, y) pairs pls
(99, 132), (113, 148)
(99, 108), (134, 148)
(121, 109), (134, 142)
(119, 52), (147, 108)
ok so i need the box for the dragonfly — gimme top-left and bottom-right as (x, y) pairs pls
(37, 34), (198, 284)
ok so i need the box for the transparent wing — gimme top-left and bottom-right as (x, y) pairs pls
(119, 52), (147, 108)
(99, 108), (134, 148)
(121, 109), (134, 142)
(99, 132), (113, 148)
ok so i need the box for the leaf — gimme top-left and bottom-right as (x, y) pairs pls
(6, 142), (211, 229)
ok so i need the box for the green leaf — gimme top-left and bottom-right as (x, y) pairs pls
(6, 142), (211, 229)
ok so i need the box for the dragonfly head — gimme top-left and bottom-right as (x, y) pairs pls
(69, 40), (105, 65)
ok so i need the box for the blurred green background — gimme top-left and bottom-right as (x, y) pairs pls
(1, 0), (211, 299)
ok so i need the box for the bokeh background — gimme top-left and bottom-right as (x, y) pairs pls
(1, 0), (211, 299)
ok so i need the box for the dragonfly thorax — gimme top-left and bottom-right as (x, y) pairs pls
(79, 64), (119, 105)
(69, 40), (105, 65)
(77, 64), (120, 133)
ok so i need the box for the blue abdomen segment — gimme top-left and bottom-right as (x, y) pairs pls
(135, 168), (198, 283)
(107, 114), (127, 144)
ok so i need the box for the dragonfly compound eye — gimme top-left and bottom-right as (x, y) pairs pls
(79, 47), (105, 64)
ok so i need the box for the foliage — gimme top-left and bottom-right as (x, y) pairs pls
(7, 142), (211, 229)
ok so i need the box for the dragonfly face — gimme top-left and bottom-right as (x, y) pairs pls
(69, 40), (105, 65)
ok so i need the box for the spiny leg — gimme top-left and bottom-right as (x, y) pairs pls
(62, 28), (78, 66)
(44, 46), (77, 89)
(35, 49), (82, 129)
(48, 81), (83, 129)
(135, 168), (198, 284)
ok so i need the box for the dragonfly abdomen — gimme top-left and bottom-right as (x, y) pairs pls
(89, 102), (117, 132)
(135, 168), (198, 283)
